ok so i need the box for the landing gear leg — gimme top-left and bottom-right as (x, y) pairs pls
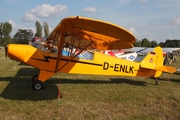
(155, 78), (158, 85)
(32, 74), (38, 82)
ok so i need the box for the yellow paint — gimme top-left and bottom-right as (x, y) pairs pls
(48, 16), (136, 50)
(8, 44), (176, 82)
(7, 16), (176, 83)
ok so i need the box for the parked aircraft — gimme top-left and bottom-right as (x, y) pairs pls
(6, 16), (176, 90)
(101, 47), (148, 61)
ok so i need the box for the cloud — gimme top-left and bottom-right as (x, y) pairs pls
(22, 13), (39, 22)
(138, 0), (147, 3)
(22, 4), (67, 22)
(129, 27), (136, 35)
(81, 7), (96, 13)
(8, 20), (35, 37)
(171, 18), (180, 26)
(8, 20), (16, 28)
(8, 20), (19, 36)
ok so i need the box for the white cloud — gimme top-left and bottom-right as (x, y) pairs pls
(8, 20), (16, 28)
(138, 0), (147, 3)
(8, 20), (35, 37)
(22, 13), (39, 22)
(22, 4), (67, 22)
(81, 7), (96, 13)
(171, 18), (180, 26)
(8, 20), (19, 36)
(129, 27), (136, 35)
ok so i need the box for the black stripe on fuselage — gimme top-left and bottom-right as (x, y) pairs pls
(32, 56), (103, 67)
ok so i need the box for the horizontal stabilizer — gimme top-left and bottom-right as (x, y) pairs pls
(156, 66), (176, 73)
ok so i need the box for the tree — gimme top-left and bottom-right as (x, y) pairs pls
(43, 21), (49, 38)
(164, 39), (177, 47)
(134, 39), (141, 47)
(141, 38), (151, 47)
(13, 29), (33, 44)
(150, 40), (158, 47)
(159, 42), (164, 47)
(35, 21), (42, 37)
(0, 22), (12, 46)
(0, 23), (3, 46)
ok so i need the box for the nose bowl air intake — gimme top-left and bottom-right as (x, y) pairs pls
(7, 44), (31, 62)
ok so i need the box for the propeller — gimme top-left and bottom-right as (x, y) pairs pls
(4, 45), (8, 58)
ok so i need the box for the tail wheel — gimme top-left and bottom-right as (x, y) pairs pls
(155, 78), (158, 85)
(32, 80), (44, 90)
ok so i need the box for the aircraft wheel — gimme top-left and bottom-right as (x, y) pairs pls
(32, 75), (38, 82)
(32, 80), (44, 90)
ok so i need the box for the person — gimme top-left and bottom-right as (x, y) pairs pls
(169, 52), (176, 65)
(46, 41), (58, 53)
(163, 53), (169, 65)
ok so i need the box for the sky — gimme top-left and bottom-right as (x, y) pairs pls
(1, 0), (180, 43)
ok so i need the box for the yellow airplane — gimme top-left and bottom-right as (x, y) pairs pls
(6, 16), (176, 90)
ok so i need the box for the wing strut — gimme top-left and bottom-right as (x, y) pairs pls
(54, 26), (94, 73)
(56, 40), (93, 72)
(55, 26), (66, 73)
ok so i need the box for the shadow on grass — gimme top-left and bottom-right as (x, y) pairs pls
(110, 78), (147, 86)
(174, 73), (180, 76)
(46, 77), (147, 85)
(0, 67), (153, 101)
(158, 77), (180, 83)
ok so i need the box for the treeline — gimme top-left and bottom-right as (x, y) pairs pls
(0, 21), (49, 46)
(0, 21), (180, 48)
(135, 38), (180, 48)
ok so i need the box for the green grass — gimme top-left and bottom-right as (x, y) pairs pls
(0, 49), (180, 120)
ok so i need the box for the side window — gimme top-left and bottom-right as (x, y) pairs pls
(39, 40), (58, 53)
(61, 35), (94, 60)
(46, 41), (58, 53)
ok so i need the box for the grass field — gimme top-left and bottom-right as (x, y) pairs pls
(0, 49), (180, 120)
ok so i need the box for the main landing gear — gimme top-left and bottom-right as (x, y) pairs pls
(150, 76), (159, 85)
(154, 78), (159, 85)
(32, 75), (44, 90)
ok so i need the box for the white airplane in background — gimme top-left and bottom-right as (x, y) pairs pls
(102, 47), (180, 62)
(102, 47), (148, 61)
(100, 50), (137, 61)
(124, 47), (180, 54)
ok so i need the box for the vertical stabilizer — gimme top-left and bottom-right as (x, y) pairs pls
(140, 46), (163, 69)
(140, 46), (176, 77)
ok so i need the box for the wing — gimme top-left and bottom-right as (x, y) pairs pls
(47, 16), (136, 50)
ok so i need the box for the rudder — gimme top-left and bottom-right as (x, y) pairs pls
(140, 46), (176, 77)
(140, 46), (163, 69)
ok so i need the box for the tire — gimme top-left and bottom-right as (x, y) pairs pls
(32, 80), (44, 90)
